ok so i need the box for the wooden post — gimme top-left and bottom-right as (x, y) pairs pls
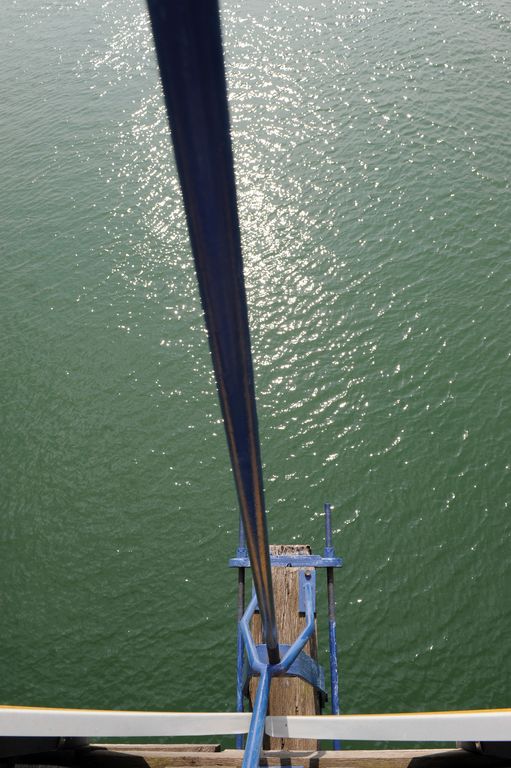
(249, 544), (321, 751)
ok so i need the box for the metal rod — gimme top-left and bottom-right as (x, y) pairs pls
(327, 569), (341, 749)
(235, 520), (246, 749)
(239, 519), (247, 552)
(241, 665), (271, 768)
(324, 502), (333, 552)
(145, 0), (279, 665)
(324, 503), (341, 749)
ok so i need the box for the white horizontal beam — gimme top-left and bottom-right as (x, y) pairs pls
(266, 710), (511, 742)
(1, 707), (510, 741)
(0, 708), (251, 738)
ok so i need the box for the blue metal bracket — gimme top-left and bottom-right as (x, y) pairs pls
(243, 644), (327, 700)
(240, 575), (325, 768)
(232, 503), (343, 763)
(298, 570), (316, 613)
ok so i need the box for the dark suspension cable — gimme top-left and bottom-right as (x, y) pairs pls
(145, 0), (279, 663)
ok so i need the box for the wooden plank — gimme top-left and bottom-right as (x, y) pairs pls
(99, 747), (220, 754)
(12, 747), (511, 768)
(249, 544), (321, 751)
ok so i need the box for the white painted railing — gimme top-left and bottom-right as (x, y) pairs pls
(1, 706), (510, 741)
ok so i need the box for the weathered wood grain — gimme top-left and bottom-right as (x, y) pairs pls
(100, 748), (221, 755)
(13, 747), (511, 768)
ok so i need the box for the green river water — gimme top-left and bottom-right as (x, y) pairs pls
(1, 0), (510, 749)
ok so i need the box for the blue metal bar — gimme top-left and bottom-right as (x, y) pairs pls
(298, 569), (317, 613)
(145, 0), (279, 665)
(324, 503), (341, 750)
(229, 555), (343, 568)
(241, 665), (271, 768)
(240, 594), (266, 675)
(328, 618), (341, 749)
